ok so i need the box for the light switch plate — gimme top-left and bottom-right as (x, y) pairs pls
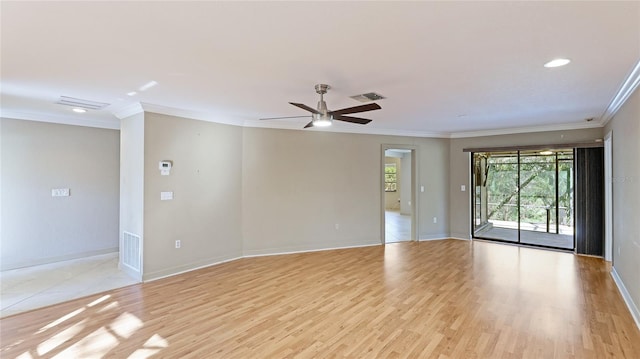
(461, 185), (466, 192)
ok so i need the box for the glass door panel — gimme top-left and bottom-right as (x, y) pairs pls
(519, 151), (559, 246)
(472, 149), (575, 250)
(472, 151), (519, 243)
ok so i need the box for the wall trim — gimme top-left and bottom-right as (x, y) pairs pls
(450, 232), (472, 240)
(419, 234), (451, 241)
(118, 261), (143, 282)
(143, 252), (243, 282)
(243, 241), (381, 258)
(601, 59), (640, 126)
(143, 242), (382, 281)
(113, 102), (144, 120)
(5, 102), (611, 139)
(611, 267), (640, 330)
(450, 121), (602, 139)
(1, 248), (118, 271)
(140, 103), (246, 127)
(1, 111), (120, 130)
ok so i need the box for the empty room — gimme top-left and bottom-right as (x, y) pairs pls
(1, 1), (639, 358)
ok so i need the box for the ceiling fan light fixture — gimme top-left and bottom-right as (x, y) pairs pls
(313, 114), (332, 127)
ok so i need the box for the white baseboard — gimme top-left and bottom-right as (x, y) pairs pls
(143, 242), (382, 282)
(1, 247), (118, 271)
(143, 253), (242, 282)
(611, 267), (640, 330)
(418, 234), (450, 241)
(450, 232), (472, 240)
(243, 241), (381, 258)
(449, 237), (471, 241)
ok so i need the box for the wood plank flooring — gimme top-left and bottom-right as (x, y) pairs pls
(1, 239), (639, 358)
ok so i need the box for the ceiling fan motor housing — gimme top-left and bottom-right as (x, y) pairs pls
(315, 84), (330, 94)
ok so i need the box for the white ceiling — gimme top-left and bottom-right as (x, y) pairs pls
(2, 1), (639, 137)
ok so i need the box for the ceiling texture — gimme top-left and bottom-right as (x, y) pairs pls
(1, 1), (639, 137)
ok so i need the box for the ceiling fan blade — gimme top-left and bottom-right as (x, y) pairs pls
(289, 102), (321, 114)
(260, 115), (311, 120)
(330, 103), (381, 116)
(334, 115), (372, 125)
(303, 121), (314, 128)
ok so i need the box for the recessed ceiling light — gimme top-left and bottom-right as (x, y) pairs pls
(72, 108), (87, 113)
(127, 91), (137, 96)
(544, 58), (571, 68)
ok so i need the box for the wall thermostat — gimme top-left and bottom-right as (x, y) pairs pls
(159, 161), (172, 175)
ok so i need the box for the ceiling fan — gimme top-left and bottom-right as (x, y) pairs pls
(260, 84), (381, 128)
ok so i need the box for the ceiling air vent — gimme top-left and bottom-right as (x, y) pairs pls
(56, 96), (110, 111)
(350, 92), (386, 103)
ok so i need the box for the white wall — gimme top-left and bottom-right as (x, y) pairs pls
(1, 118), (120, 270)
(604, 86), (640, 323)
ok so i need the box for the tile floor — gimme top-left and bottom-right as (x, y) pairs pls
(0, 252), (138, 318)
(385, 210), (411, 243)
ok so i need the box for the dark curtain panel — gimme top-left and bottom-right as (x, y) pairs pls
(575, 148), (604, 256)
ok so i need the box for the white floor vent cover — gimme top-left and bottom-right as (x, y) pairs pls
(122, 231), (141, 272)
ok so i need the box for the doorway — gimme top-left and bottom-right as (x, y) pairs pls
(472, 149), (575, 250)
(382, 147), (416, 243)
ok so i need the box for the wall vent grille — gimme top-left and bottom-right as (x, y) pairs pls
(122, 231), (141, 271)
(350, 92), (386, 103)
(56, 96), (110, 110)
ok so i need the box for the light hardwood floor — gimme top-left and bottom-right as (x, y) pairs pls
(1, 239), (639, 358)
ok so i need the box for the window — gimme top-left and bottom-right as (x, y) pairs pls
(385, 163), (397, 192)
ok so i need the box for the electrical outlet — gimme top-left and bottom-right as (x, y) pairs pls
(433, 217), (437, 223)
(175, 240), (181, 249)
(335, 223), (340, 230)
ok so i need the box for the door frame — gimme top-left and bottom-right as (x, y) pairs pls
(604, 131), (613, 261)
(380, 145), (418, 244)
(470, 149), (576, 251)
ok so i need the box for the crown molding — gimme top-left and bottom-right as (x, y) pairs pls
(449, 120), (603, 139)
(0, 110), (120, 130)
(113, 102), (144, 120)
(5, 101), (612, 140)
(600, 59), (640, 126)
(139, 103), (246, 127)
(242, 119), (450, 138)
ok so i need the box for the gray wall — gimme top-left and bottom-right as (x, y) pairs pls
(604, 87), (640, 317)
(142, 113), (243, 280)
(1, 118), (120, 270)
(241, 128), (450, 255)
(448, 128), (604, 239)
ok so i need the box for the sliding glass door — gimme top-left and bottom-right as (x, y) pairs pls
(472, 149), (574, 250)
